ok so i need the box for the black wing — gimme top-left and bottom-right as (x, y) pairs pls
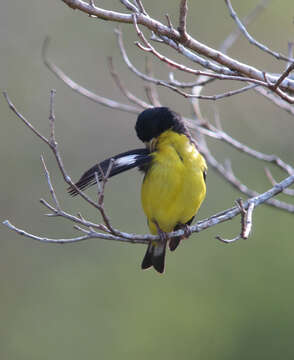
(68, 148), (151, 196)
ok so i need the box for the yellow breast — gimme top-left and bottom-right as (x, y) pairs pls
(141, 130), (207, 235)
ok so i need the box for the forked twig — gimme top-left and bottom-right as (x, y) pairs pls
(216, 199), (255, 243)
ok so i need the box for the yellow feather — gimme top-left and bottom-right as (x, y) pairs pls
(141, 130), (207, 235)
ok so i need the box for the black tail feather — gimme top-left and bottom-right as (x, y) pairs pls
(141, 240), (167, 274)
(169, 236), (182, 251)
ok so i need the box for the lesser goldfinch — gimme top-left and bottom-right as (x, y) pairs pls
(68, 107), (207, 273)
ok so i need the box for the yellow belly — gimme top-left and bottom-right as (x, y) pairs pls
(141, 131), (207, 235)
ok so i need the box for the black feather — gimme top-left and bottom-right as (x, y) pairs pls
(141, 240), (167, 274)
(68, 148), (151, 196)
(135, 107), (186, 143)
(169, 216), (194, 251)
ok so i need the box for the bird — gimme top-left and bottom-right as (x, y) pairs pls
(68, 107), (207, 273)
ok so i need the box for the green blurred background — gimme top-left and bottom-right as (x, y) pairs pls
(1, 1), (294, 359)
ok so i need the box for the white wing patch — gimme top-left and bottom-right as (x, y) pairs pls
(115, 154), (138, 167)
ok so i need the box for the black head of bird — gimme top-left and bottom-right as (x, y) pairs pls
(68, 107), (207, 274)
(135, 107), (186, 143)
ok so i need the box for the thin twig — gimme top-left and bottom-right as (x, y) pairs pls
(178, 0), (188, 42)
(97, 158), (115, 206)
(271, 63), (294, 91)
(200, 142), (294, 213)
(2, 219), (146, 244)
(168, 72), (215, 88)
(42, 38), (140, 114)
(216, 197), (254, 243)
(133, 0), (147, 15)
(119, 0), (138, 13)
(254, 86), (294, 116)
(40, 155), (61, 210)
(219, 2), (294, 113)
(107, 56), (150, 109)
(216, 234), (241, 243)
(225, 0), (294, 62)
(220, 0), (272, 54)
(40, 197), (109, 233)
(3, 91), (127, 238)
(194, 118), (294, 176)
(242, 201), (255, 239)
(3, 92), (50, 145)
(263, 72), (294, 104)
(157, 35), (237, 77)
(288, 42), (294, 67)
(265, 168), (294, 196)
(144, 57), (161, 106)
(165, 13), (173, 30)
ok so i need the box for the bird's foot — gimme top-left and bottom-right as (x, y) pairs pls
(154, 221), (168, 242)
(182, 224), (192, 239)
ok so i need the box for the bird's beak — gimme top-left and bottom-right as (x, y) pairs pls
(145, 138), (157, 152)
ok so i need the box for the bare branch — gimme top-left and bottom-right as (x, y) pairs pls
(194, 119), (294, 176)
(265, 168), (294, 196)
(201, 144), (294, 213)
(254, 86), (294, 116)
(61, 0), (294, 94)
(42, 38), (140, 114)
(96, 158), (115, 206)
(178, 0), (188, 42)
(263, 72), (294, 104)
(4, 87), (294, 248)
(168, 72), (215, 88)
(133, 0), (147, 15)
(119, 0), (138, 13)
(3, 92), (50, 145)
(132, 17), (274, 103)
(220, 0), (272, 53)
(165, 13), (174, 30)
(40, 197), (109, 233)
(242, 201), (255, 239)
(3, 0), (294, 261)
(2, 219), (148, 244)
(4, 171), (294, 245)
(107, 56), (150, 109)
(134, 22), (267, 87)
(40, 155), (61, 210)
(157, 35), (237, 77)
(288, 42), (294, 66)
(225, 0), (293, 62)
(216, 198), (254, 243)
(144, 57), (161, 107)
(188, 84), (257, 100)
(271, 63), (294, 91)
(3, 220), (91, 244)
(3, 91), (129, 238)
(219, 3), (294, 113)
(115, 26), (199, 98)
